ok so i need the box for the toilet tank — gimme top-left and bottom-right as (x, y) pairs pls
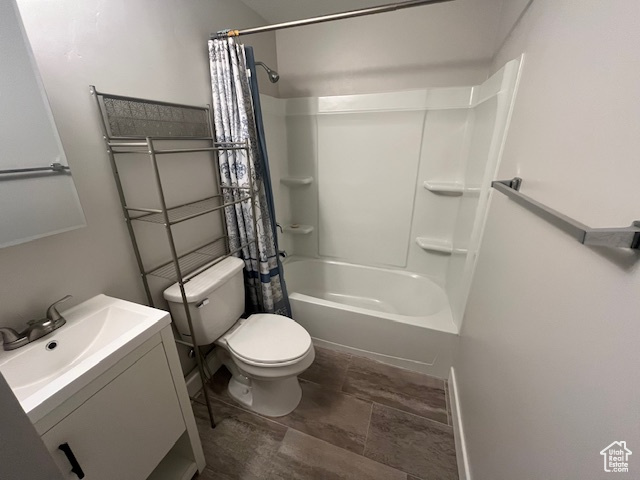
(163, 256), (245, 346)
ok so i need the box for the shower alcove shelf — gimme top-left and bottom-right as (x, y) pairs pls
(91, 86), (259, 431)
(415, 237), (467, 255)
(282, 224), (314, 235)
(423, 181), (481, 195)
(280, 175), (313, 187)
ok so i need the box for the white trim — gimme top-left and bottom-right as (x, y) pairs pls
(261, 72), (517, 118)
(160, 326), (206, 473)
(449, 367), (471, 480)
(284, 86), (475, 116)
(185, 350), (222, 398)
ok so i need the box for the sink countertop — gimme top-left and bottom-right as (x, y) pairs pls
(0, 294), (170, 423)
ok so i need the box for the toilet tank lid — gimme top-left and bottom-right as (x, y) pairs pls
(163, 256), (245, 303)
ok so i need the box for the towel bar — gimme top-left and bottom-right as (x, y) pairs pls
(492, 177), (640, 249)
(0, 162), (70, 176)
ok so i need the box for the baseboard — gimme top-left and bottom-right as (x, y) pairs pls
(449, 367), (471, 480)
(185, 351), (222, 397)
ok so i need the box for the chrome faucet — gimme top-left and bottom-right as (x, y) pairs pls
(0, 295), (72, 351)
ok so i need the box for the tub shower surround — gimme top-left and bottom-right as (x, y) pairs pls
(284, 258), (456, 377)
(262, 59), (521, 376)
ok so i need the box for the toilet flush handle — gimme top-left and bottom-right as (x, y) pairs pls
(196, 298), (209, 309)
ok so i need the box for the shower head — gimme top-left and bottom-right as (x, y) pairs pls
(255, 61), (280, 83)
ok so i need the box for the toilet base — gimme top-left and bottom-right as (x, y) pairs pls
(228, 375), (302, 417)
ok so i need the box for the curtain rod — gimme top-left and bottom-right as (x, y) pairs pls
(212, 0), (454, 39)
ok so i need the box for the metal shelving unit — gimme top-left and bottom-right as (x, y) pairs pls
(90, 86), (259, 429)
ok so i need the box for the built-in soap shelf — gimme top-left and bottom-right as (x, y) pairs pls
(280, 176), (314, 187)
(415, 237), (467, 255)
(283, 224), (314, 235)
(423, 181), (481, 195)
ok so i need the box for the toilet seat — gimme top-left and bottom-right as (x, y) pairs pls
(222, 314), (312, 367)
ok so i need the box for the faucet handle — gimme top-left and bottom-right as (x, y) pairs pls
(46, 295), (72, 322)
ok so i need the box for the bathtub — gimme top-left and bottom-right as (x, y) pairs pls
(284, 257), (458, 378)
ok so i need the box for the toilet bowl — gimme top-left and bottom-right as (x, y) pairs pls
(163, 256), (314, 417)
(216, 314), (315, 416)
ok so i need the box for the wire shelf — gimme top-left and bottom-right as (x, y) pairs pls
(130, 194), (251, 225)
(147, 238), (228, 281)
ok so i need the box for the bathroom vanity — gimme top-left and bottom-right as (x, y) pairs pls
(0, 295), (205, 480)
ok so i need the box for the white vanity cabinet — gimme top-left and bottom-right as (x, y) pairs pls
(33, 326), (205, 480)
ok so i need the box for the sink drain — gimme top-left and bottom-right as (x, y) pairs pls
(46, 340), (58, 351)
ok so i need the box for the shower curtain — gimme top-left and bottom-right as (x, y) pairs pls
(208, 37), (291, 317)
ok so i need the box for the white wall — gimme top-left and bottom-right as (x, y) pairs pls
(275, 0), (504, 97)
(492, 0), (532, 54)
(0, 1), (277, 336)
(454, 1), (640, 478)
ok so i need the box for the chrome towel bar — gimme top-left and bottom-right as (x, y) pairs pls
(492, 178), (640, 250)
(0, 162), (70, 176)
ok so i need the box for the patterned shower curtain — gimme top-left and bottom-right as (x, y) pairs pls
(208, 37), (291, 316)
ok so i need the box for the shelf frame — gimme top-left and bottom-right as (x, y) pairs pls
(128, 194), (252, 226)
(90, 86), (263, 435)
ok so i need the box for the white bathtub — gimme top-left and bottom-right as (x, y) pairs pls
(284, 257), (458, 378)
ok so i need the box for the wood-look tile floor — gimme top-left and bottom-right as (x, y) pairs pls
(192, 346), (458, 480)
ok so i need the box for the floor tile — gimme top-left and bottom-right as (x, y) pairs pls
(364, 404), (458, 480)
(299, 346), (352, 390)
(207, 365), (234, 397)
(195, 466), (232, 479)
(202, 366), (241, 408)
(343, 356), (448, 424)
(201, 367), (373, 455)
(192, 397), (287, 480)
(270, 429), (407, 480)
(275, 380), (373, 454)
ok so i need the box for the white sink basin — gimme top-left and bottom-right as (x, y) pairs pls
(0, 294), (170, 423)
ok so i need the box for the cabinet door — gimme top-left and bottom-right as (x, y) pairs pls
(41, 344), (186, 480)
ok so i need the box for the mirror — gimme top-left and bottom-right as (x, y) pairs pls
(0, 0), (85, 248)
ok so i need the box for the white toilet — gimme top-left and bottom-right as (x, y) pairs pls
(163, 256), (314, 417)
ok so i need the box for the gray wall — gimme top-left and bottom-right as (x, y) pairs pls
(0, 1), (277, 333)
(275, 0), (504, 97)
(454, 0), (640, 478)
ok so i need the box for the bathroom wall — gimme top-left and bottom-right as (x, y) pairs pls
(454, 0), (640, 478)
(492, 0), (532, 53)
(0, 1), (277, 360)
(275, 0), (505, 97)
